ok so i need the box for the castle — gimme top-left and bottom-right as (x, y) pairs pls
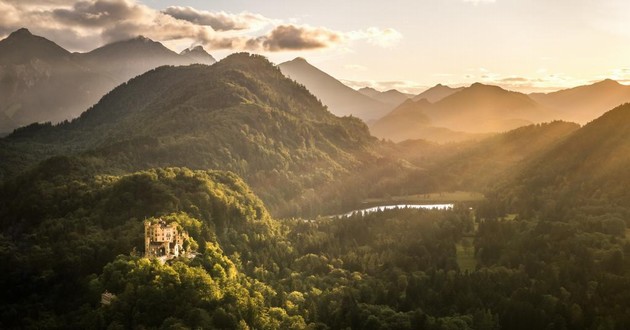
(144, 219), (189, 259)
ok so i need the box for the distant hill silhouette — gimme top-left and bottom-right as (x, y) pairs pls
(428, 121), (580, 191)
(358, 87), (411, 106)
(369, 99), (479, 143)
(278, 57), (389, 121)
(413, 84), (464, 103)
(372, 83), (556, 139)
(501, 103), (630, 215)
(530, 79), (630, 123)
(0, 28), (216, 134)
(424, 83), (554, 133)
(180, 45), (217, 64)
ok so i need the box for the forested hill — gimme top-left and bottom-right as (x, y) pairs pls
(491, 103), (630, 217)
(0, 53), (377, 215)
(0, 165), (293, 328)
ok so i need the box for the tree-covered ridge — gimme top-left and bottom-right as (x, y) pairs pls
(0, 53), (377, 216)
(0, 166), (294, 328)
(491, 103), (630, 218)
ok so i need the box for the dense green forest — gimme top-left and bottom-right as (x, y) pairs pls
(2, 162), (630, 329)
(2, 54), (630, 329)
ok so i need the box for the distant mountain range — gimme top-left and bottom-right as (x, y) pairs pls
(0, 53), (376, 216)
(278, 57), (390, 122)
(358, 87), (412, 106)
(370, 83), (555, 141)
(530, 79), (630, 124)
(369, 99), (482, 143)
(4, 27), (630, 142)
(0, 28), (216, 134)
(413, 84), (464, 103)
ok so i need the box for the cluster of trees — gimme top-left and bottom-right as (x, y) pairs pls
(3, 158), (629, 329)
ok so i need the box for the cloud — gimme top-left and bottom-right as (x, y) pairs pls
(0, 0), (401, 53)
(500, 77), (529, 83)
(162, 6), (272, 32)
(348, 27), (402, 47)
(344, 64), (368, 72)
(52, 0), (145, 27)
(252, 25), (343, 51)
(462, 0), (496, 5)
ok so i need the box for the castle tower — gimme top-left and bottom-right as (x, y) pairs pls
(144, 220), (151, 257)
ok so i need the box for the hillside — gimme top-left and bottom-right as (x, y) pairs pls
(425, 83), (554, 133)
(79, 36), (215, 83)
(413, 84), (464, 103)
(0, 53), (377, 215)
(278, 57), (389, 121)
(422, 121), (580, 191)
(358, 87), (411, 106)
(531, 79), (630, 123)
(0, 29), (216, 134)
(0, 165), (293, 328)
(0, 28), (104, 132)
(369, 99), (481, 143)
(498, 103), (630, 216)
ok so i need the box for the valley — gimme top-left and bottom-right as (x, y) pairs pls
(2, 13), (630, 330)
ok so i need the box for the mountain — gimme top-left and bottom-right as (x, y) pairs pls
(371, 83), (556, 139)
(500, 103), (630, 216)
(180, 45), (217, 64)
(0, 53), (376, 216)
(0, 28), (103, 132)
(0, 29), (216, 135)
(358, 87), (411, 106)
(530, 79), (630, 123)
(424, 121), (580, 191)
(0, 28), (70, 64)
(425, 83), (554, 133)
(369, 99), (479, 143)
(278, 57), (389, 121)
(413, 84), (464, 103)
(79, 36), (215, 83)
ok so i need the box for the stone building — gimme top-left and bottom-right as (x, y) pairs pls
(144, 219), (189, 259)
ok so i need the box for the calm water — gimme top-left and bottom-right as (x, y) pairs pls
(335, 204), (454, 217)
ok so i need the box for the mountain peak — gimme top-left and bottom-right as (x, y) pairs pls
(290, 57), (309, 64)
(182, 45), (205, 53)
(359, 87), (379, 93)
(597, 78), (620, 86)
(0, 28), (70, 64)
(9, 28), (32, 38)
(180, 45), (216, 64)
(132, 35), (152, 42)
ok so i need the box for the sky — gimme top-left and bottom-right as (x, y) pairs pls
(2, 0), (630, 93)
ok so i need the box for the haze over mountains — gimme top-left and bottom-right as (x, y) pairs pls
(0, 28), (215, 134)
(0, 53), (376, 216)
(371, 83), (553, 141)
(278, 57), (390, 121)
(2, 27), (630, 143)
(5, 24), (630, 329)
(530, 79), (630, 123)
(413, 84), (464, 103)
(358, 87), (412, 106)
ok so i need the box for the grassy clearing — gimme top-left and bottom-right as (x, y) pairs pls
(456, 237), (477, 273)
(503, 214), (518, 221)
(362, 191), (484, 205)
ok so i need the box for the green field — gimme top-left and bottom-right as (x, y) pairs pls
(363, 191), (484, 205)
(456, 237), (477, 273)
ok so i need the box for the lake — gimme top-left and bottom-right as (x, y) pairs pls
(334, 204), (454, 217)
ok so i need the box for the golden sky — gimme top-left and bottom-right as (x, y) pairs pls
(2, 0), (629, 93)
